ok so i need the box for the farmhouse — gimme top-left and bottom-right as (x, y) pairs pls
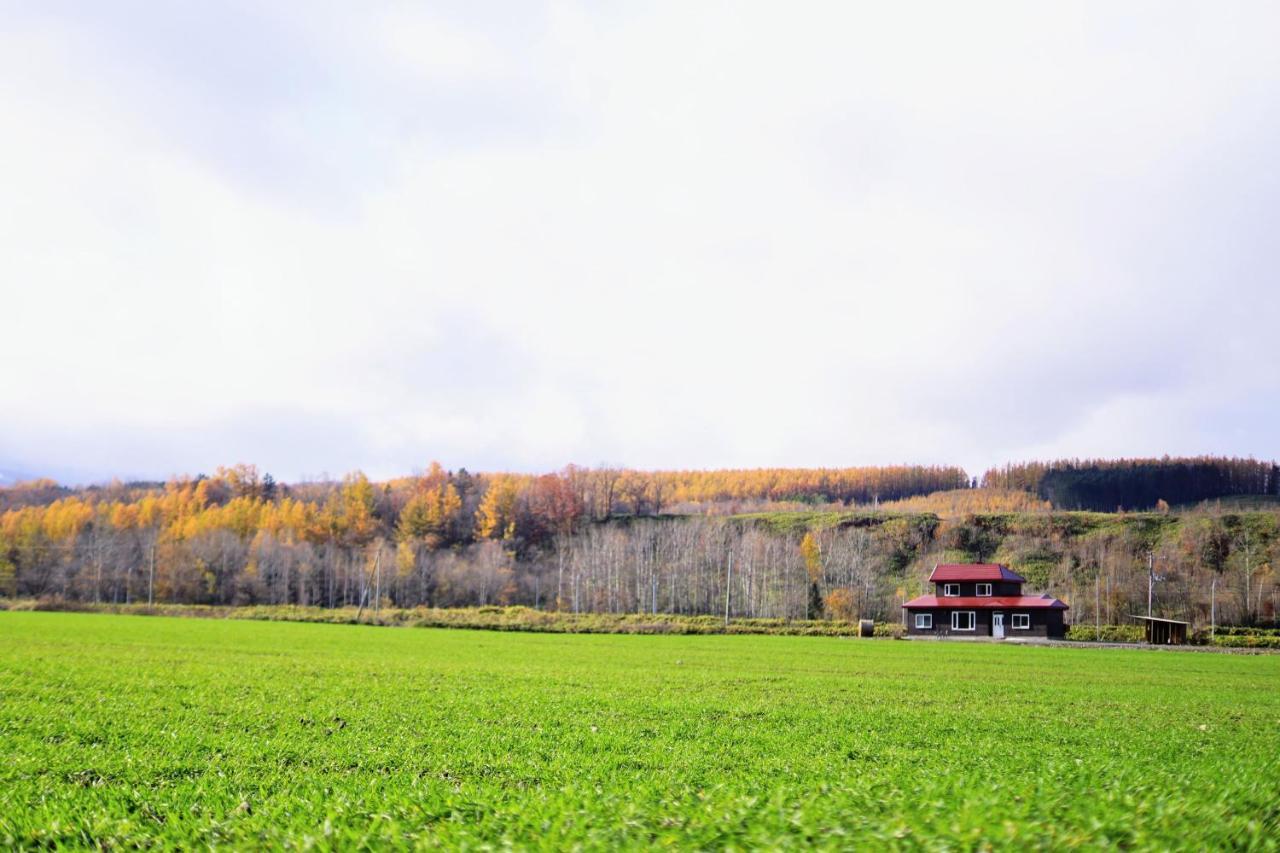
(903, 564), (1068, 639)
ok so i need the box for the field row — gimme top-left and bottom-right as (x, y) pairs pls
(1, 611), (1278, 848)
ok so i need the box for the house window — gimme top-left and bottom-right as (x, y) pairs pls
(943, 583), (960, 597)
(975, 583), (992, 597)
(951, 611), (976, 631)
(1012, 613), (1031, 630)
(915, 613), (932, 630)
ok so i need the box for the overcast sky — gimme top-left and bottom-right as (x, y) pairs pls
(2, 2), (1278, 485)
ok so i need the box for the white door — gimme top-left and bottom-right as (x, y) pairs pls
(992, 613), (1005, 639)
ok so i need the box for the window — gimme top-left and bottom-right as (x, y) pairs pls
(1012, 613), (1031, 630)
(915, 613), (933, 630)
(943, 583), (960, 597)
(975, 583), (992, 597)
(951, 611), (976, 631)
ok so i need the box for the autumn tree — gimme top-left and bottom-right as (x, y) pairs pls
(800, 532), (824, 618)
(399, 466), (463, 548)
(475, 476), (519, 541)
(338, 472), (377, 546)
(824, 587), (857, 621)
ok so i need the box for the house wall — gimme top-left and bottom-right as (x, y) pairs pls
(906, 608), (1066, 638)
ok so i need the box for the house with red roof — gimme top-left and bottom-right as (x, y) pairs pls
(903, 564), (1068, 639)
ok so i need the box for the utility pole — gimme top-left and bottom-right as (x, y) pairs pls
(1152, 550), (1162, 617)
(1211, 576), (1217, 639)
(724, 552), (733, 628)
(1095, 573), (1100, 638)
(373, 546), (381, 618)
(148, 541), (156, 606)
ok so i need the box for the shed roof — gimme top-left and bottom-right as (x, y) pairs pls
(903, 593), (1068, 610)
(1129, 615), (1189, 625)
(927, 563), (1027, 583)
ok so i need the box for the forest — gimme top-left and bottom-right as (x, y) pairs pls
(1, 458), (1277, 628)
(981, 456), (1280, 510)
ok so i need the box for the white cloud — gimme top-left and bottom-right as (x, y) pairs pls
(1, 1), (1278, 482)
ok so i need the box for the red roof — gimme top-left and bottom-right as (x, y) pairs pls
(928, 563), (1026, 583)
(903, 594), (1068, 610)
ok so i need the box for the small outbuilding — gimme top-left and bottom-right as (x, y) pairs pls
(1130, 615), (1189, 645)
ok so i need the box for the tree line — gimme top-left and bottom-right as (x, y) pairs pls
(2, 461), (1276, 628)
(0, 463), (959, 609)
(981, 456), (1280, 511)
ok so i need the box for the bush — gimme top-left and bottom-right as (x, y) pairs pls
(0, 601), (998, 641)
(1211, 634), (1280, 649)
(1215, 626), (1280, 637)
(1066, 624), (1145, 643)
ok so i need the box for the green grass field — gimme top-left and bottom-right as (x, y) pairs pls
(1, 613), (1278, 849)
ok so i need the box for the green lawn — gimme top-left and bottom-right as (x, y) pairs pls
(1, 612), (1277, 849)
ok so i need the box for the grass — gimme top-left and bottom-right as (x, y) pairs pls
(1, 613), (1278, 849)
(729, 510), (939, 536)
(1177, 495), (1280, 511)
(0, 599), (883, 637)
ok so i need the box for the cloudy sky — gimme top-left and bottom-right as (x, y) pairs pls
(2, 1), (1278, 484)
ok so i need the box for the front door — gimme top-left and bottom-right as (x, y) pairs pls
(992, 613), (1005, 639)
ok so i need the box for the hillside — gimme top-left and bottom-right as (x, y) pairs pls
(2, 462), (1278, 631)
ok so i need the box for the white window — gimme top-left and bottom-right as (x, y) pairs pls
(951, 611), (976, 631)
(975, 583), (992, 597)
(1012, 613), (1031, 630)
(943, 583), (960, 597)
(915, 613), (933, 629)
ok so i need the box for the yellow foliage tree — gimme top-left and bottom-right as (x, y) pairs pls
(800, 532), (822, 582)
(339, 472), (377, 545)
(824, 587), (857, 621)
(475, 476), (519, 540)
(395, 539), (416, 580)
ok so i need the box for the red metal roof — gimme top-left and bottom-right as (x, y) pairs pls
(902, 594), (1068, 610)
(927, 563), (1027, 583)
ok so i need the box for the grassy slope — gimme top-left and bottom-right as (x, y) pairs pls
(1, 612), (1278, 849)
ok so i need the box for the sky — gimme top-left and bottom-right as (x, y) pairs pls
(2, 1), (1278, 485)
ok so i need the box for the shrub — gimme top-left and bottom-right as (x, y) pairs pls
(873, 622), (905, 638)
(1066, 624), (1145, 643)
(1215, 626), (1280, 637)
(1211, 634), (1280, 649)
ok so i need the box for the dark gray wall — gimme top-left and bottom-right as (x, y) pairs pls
(931, 580), (1024, 597)
(906, 608), (1065, 638)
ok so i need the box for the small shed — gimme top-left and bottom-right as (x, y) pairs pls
(1130, 615), (1189, 645)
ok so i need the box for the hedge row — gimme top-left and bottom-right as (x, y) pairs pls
(1065, 624), (1147, 643)
(0, 599), (901, 638)
(1210, 634), (1280, 649)
(1213, 626), (1280, 637)
(7, 599), (1273, 647)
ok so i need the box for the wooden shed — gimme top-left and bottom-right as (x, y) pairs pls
(1130, 615), (1189, 645)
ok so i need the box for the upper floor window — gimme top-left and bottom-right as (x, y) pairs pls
(975, 583), (992, 597)
(943, 583), (960, 597)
